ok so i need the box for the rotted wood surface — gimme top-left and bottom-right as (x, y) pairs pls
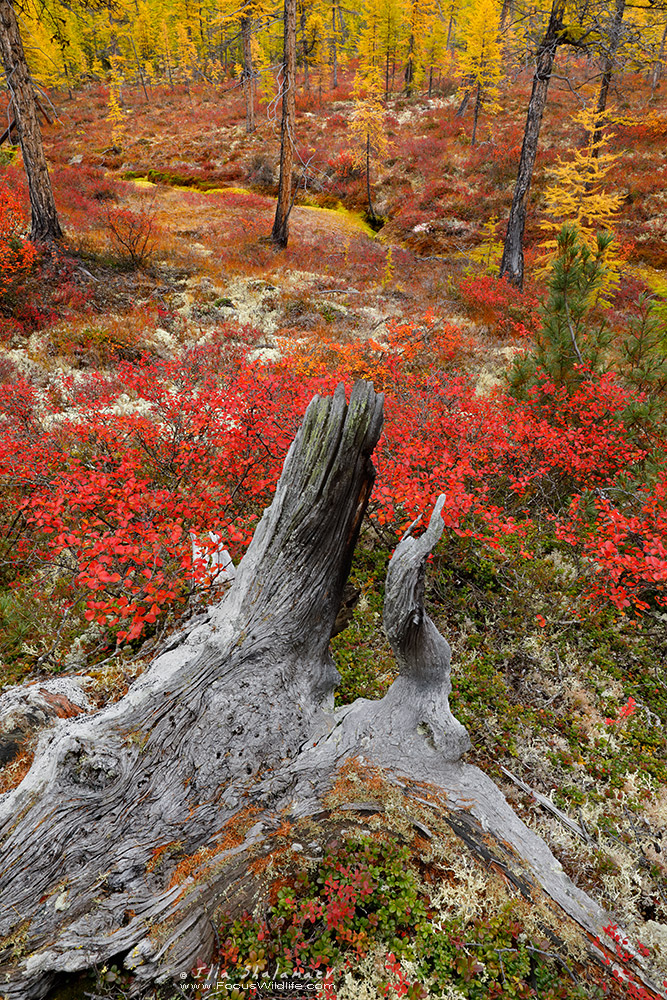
(0, 382), (663, 999)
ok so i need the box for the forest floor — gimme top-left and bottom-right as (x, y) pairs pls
(1, 61), (667, 1000)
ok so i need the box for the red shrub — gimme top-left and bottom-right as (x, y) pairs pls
(0, 326), (665, 647)
(0, 184), (36, 302)
(458, 274), (540, 337)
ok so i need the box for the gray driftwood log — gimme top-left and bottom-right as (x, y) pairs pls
(0, 382), (662, 999)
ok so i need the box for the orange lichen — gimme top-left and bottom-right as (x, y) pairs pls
(272, 819), (293, 840)
(324, 756), (389, 808)
(167, 806), (261, 889)
(146, 841), (180, 873)
(248, 847), (283, 877)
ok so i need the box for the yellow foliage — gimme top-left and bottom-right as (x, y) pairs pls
(176, 23), (198, 81)
(106, 89), (127, 149)
(382, 245), (394, 287)
(467, 216), (503, 275)
(457, 0), (502, 109)
(539, 105), (624, 295)
(349, 96), (389, 170)
(357, 0), (405, 92)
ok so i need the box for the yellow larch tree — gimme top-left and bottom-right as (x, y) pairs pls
(358, 0), (405, 98)
(297, 0), (327, 93)
(348, 71), (389, 224)
(403, 0), (438, 95)
(539, 104), (624, 295)
(19, 0), (87, 92)
(175, 21), (199, 86)
(217, 0), (272, 132)
(421, 7), (451, 95)
(457, 0), (502, 145)
(327, 0), (345, 88)
(357, 0), (384, 86)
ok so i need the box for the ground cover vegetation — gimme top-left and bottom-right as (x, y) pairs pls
(1, 0), (667, 996)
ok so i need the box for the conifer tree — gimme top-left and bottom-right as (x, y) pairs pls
(348, 71), (388, 224)
(175, 22), (199, 85)
(358, 0), (404, 97)
(539, 105), (623, 295)
(500, 0), (572, 288)
(328, 0), (343, 88)
(591, 0), (625, 154)
(218, 0), (270, 132)
(378, 0), (404, 96)
(20, 3), (86, 92)
(297, 0), (325, 92)
(509, 225), (614, 399)
(421, 7), (449, 95)
(107, 80), (126, 150)
(403, 0), (437, 95)
(457, 0), (502, 145)
(357, 0), (384, 86)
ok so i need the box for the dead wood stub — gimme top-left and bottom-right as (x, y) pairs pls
(0, 382), (383, 998)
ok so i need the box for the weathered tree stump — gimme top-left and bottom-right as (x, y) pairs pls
(0, 382), (662, 999)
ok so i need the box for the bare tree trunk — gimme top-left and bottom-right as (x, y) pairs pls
(455, 78), (473, 117)
(404, 33), (415, 95)
(446, 7), (455, 49)
(300, 5), (310, 92)
(0, 383), (662, 1000)
(0, 0), (62, 242)
(331, 0), (338, 88)
(365, 133), (375, 222)
(471, 81), (481, 146)
(651, 19), (667, 94)
(591, 0), (625, 155)
(130, 34), (150, 102)
(499, 0), (566, 288)
(500, 0), (513, 30)
(337, 4), (345, 61)
(271, 0), (297, 247)
(241, 13), (255, 133)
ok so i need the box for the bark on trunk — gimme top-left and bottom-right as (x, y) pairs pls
(301, 7), (310, 93)
(365, 133), (375, 223)
(0, 384), (662, 1000)
(0, 383), (383, 998)
(404, 34), (415, 96)
(271, 0), (297, 247)
(455, 79), (472, 118)
(331, 0), (338, 89)
(0, 0), (62, 242)
(651, 19), (667, 95)
(446, 9), (454, 50)
(499, 0), (566, 288)
(500, 0), (513, 31)
(130, 34), (150, 102)
(591, 0), (625, 155)
(241, 14), (255, 134)
(471, 81), (481, 146)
